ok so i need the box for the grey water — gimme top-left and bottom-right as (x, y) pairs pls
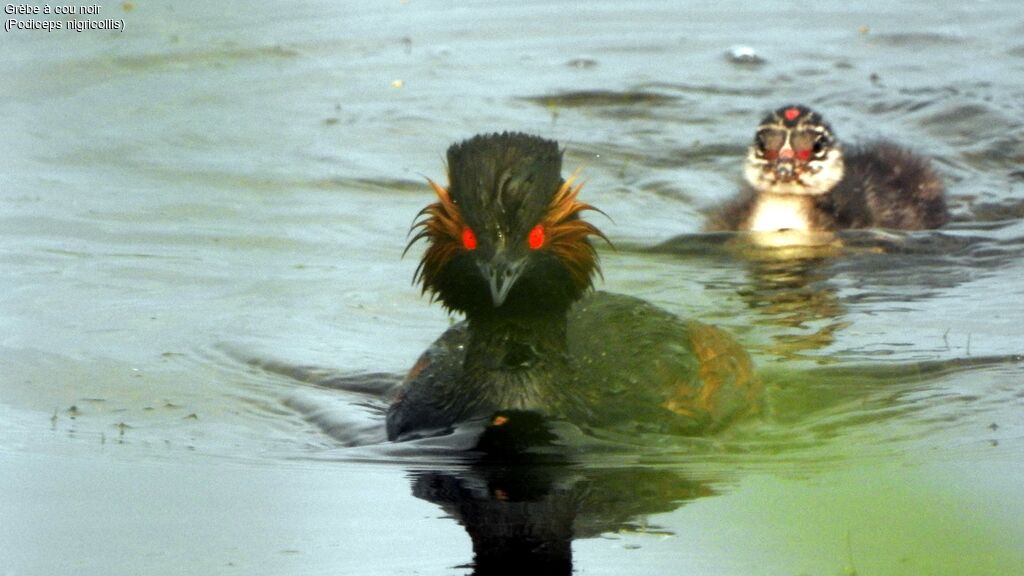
(3, 1), (1024, 574)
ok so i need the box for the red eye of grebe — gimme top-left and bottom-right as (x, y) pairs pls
(461, 227), (477, 250)
(796, 149), (812, 161)
(527, 224), (545, 250)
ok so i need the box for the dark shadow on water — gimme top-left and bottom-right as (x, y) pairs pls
(408, 413), (713, 575)
(411, 464), (711, 575)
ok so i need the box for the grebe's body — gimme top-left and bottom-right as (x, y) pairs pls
(388, 133), (760, 442)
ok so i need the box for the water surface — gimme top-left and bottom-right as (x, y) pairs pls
(3, 1), (1024, 574)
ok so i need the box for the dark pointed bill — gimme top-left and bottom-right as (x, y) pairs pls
(479, 257), (527, 307)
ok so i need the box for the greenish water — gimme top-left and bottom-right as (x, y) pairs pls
(3, 1), (1024, 574)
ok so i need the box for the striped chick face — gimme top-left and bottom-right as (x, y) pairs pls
(743, 105), (845, 196)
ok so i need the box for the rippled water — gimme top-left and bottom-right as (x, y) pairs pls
(3, 1), (1024, 574)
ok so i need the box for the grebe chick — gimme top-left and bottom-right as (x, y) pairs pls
(706, 104), (948, 233)
(388, 132), (760, 442)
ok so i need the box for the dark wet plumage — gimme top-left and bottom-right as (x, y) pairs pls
(388, 132), (760, 443)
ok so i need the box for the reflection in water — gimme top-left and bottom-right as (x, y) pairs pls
(413, 469), (574, 574)
(728, 237), (849, 360)
(649, 232), (849, 360)
(647, 228), (1024, 361)
(410, 416), (711, 575)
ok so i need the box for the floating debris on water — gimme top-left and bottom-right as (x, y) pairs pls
(566, 57), (599, 69)
(726, 45), (765, 66)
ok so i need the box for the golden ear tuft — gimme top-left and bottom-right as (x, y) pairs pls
(405, 179), (467, 297)
(541, 171), (611, 291)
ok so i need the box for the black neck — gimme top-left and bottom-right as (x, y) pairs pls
(453, 309), (581, 421)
